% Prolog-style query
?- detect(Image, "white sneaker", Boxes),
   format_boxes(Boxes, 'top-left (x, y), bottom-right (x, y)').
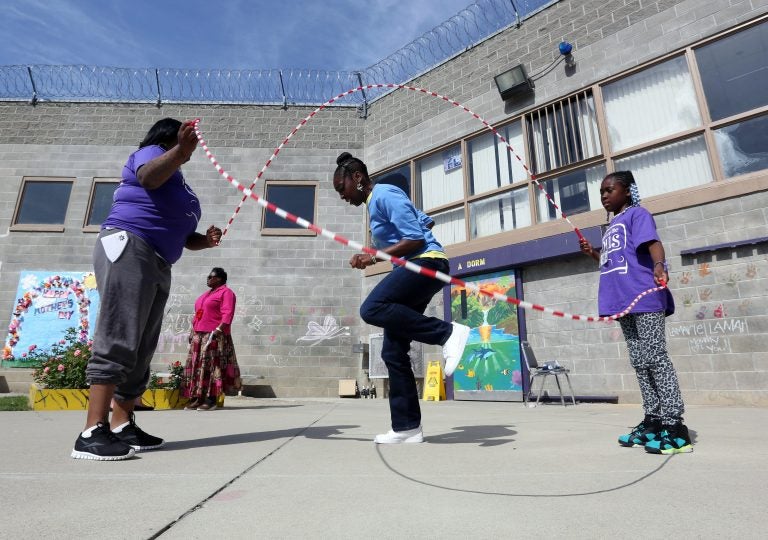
top-left (442, 322), bottom-right (470, 376)
top-left (374, 426), bottom-right (424, 444)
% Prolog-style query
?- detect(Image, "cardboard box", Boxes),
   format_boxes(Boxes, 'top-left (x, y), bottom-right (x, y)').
top-left (338, 379), bottom-right (358, 398)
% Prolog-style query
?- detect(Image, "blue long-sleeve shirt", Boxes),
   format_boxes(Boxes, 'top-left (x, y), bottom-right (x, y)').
top-left (366, 183), bottom-right (445, 259)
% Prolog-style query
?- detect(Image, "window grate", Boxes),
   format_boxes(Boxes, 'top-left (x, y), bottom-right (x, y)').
top-left (526, 90), bottom-right (601, 175)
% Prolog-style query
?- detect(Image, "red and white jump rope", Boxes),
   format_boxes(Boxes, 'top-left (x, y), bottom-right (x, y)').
top-left (193, 84), bottom-right (667, 323)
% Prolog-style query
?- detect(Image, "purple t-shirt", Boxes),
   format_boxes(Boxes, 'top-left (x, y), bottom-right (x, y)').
top-left (102, 145), bottom-right (201, 264)
top-left (598, 206), bottom-right (674, 317)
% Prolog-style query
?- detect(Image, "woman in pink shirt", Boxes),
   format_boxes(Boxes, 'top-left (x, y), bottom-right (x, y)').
top-left (182, 267), bottom-right (240, 410)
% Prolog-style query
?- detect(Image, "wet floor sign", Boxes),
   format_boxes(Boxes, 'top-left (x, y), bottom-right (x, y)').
top-left (422, 360), bottom-right (446, 401)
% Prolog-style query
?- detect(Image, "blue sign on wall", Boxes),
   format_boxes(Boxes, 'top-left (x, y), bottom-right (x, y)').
top-left (3, 271), bottom-right (101, 367)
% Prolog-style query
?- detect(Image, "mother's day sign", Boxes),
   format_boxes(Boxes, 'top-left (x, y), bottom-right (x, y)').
top-left (3, 271), bottom-right (100, 367)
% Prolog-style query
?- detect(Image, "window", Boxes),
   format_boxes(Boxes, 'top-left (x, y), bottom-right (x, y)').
top-left (695, 21), bottom-right (768, 121)
top-left (84, 179), bottom-right (119, 229)
top-left (415, 144), bottom-right (463, 210)
top-left (431, 207), bottom-right (466, 246)
top-left (614, 136), bottom-right (713, 197)
top-left (12, 178), bottom-right (73, 231)
top-left (367, 20), bottom-right (768, 251)
top-left (261, 181), bottom-right (317, 235)
top-left (602, 56), bottom-right (701, 152)
top-left (468, 121), bottom-right (527, 196)
top-left (372, 164), bottom-right (411, 197)
top-left (536, 164), bottom-right (605, 223)
top-left (714, 113), bottom-right (768, 179)
top-left (526, 90), bottom-right (601, 174)
top-left (470, 186), bottom-right (530, 239)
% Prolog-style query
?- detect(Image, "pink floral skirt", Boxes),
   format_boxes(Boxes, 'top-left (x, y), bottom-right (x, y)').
top-left (182, 332), bottom-right (241, 401)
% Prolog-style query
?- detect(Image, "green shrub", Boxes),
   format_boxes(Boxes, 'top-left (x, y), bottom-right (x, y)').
top-left (30, 328), bottom-right (90, 389)
top-left (148, 361), bottom-right (184, 390)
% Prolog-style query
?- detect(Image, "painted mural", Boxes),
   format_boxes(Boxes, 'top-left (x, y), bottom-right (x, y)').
top-left (3, 271), bottom-right (100, 367)
top-left (450, 269), bottom-right (522, 397)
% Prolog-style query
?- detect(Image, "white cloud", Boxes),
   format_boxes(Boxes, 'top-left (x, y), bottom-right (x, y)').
top-left (1, 0), bottom-right (476, 70)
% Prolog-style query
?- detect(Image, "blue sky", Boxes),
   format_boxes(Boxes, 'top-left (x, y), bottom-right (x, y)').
top-left (1, 0), bottom-right (477, 71)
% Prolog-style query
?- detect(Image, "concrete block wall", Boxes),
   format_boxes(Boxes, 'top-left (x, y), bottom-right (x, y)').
top-left (0, 102), bottom-right (367, 398)
top-left (362, 0), bottom-right (765, 171)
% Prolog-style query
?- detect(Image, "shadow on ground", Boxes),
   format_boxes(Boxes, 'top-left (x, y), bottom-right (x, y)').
top-left (164, 424), bottom-right (368, 450)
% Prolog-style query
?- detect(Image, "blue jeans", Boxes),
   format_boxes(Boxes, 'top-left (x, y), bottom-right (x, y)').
top-left (360, 258), bottom-right (452, 431)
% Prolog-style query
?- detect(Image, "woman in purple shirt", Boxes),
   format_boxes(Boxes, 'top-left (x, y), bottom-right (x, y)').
top-left (72, 118), bottom-right (222, 461)
top-left (580, 171), bottom-right (691, 455)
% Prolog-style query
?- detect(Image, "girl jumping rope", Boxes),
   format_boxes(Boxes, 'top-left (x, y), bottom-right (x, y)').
top-left (580, 171), bottom-right (692, 455)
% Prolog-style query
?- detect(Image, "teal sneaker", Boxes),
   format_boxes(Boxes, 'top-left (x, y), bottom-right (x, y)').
top-left (618, 417), bottom-right (661, 447)
top-left (645, 423), bottom-right (693, 454)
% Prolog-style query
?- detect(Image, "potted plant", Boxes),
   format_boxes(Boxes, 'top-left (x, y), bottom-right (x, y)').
top-left (28, 328), bottom-right (91, 410)
top-left (28, 329), bottom-right (188, 411)
top-left (141, 361), bottom-right (188, 410)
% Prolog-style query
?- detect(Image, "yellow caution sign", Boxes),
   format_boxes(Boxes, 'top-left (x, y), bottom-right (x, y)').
top-left (422, 360), bottom-right (446, 401)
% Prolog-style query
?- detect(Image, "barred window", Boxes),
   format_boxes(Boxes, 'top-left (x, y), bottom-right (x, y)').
top-left (526, 90), bottom-right (601, 175)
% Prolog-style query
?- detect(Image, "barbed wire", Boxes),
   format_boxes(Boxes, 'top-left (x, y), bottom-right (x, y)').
top-left (0, 0), bottom-right (554, 106)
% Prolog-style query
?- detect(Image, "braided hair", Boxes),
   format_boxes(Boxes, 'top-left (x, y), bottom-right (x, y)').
top-left (335, 152), bottom-right (369, 185)
top-left (604, 170), bottom-right (641, 221)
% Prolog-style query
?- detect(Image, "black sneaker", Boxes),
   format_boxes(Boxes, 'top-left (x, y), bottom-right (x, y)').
top-left (113, 413), bottom-right (164, 451)
top-left (618, 417), bottom-right (662, 447)
top-left (645, 423), bottom-right (693, 454)
top-left (71, 422), bottom-right (136, 461)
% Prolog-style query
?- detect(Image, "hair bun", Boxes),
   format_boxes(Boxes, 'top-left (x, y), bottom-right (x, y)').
top-left (336, 152), bottom-right (353, 166)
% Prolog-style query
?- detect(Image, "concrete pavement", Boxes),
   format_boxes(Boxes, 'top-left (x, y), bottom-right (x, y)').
top-left (1, 397), bottom-right (767, 539)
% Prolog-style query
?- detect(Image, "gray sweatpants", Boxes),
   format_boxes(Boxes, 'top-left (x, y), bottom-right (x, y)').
top-left (86, 229), bottom-right (171, 400)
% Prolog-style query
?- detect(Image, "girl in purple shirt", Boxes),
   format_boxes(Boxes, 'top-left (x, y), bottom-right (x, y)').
top-left (580, 171), bottom-right (692, 455)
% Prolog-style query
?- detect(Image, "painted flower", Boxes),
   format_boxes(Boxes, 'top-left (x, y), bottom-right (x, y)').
top-left (57, 364), bottom-right (65, 372)
top-left (74, 349), bottom-right (81, 357)
top-left (28, 344), bottom-right (37, 352)
top-left (21, 352), bottom-right (27, 358)
top-left (44, 367), bottom-right (50, 374)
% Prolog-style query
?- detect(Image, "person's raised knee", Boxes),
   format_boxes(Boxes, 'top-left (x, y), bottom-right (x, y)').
top-left (359, 300), bottom-right (385, 325)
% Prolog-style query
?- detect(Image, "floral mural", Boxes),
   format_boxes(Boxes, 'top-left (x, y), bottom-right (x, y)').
top-left (3, 271), bottom-right (100, 367)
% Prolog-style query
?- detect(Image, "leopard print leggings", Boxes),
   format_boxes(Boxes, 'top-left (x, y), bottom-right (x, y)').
top-left (619, 311), bottom-right (685, 426)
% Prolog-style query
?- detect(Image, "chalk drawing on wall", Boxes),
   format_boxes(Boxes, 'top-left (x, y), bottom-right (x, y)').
top-left (296, 315), bottom-right (350, 346)
top-left (156, 312), bottom-right (194, 354)
top-left (247, 316), bottom-right (263, 331)
top-left (667, 317), bottom-right (748, 355)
